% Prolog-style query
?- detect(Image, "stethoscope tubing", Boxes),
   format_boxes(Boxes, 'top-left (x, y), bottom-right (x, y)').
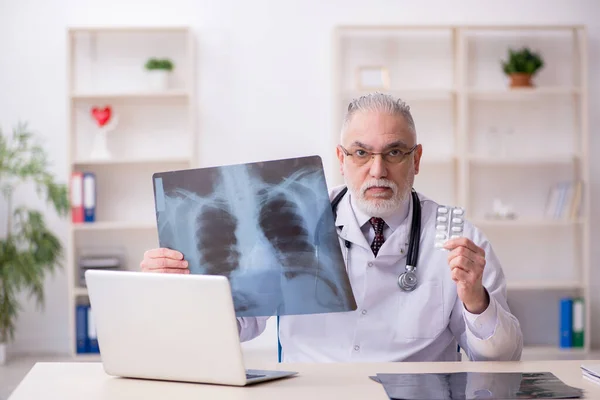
top-left (331, 187), bottom-right (421, 292)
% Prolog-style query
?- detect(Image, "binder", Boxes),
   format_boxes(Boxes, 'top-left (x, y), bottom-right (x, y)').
top-left (87, 306), bottom-right (100, 353)
top-left (76, 304), bottom-right (89, 353)
top-left (559, 298), bottom-right (573, 348)
top-left (572, 297), bottom-right (585, 348)
top-left (83, 172), bottom-right (96, 222)
top-left (70, 172), bottom-right (84, 223)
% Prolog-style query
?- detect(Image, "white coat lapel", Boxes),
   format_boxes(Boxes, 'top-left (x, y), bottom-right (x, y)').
top-left (334, 191), bottom-right (371, 251)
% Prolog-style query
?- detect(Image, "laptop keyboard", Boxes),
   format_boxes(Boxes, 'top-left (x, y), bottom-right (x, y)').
top-left (246, 373), bottom-right (266, 380)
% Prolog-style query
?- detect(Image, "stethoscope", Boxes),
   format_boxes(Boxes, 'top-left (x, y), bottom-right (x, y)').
top-left (330, 186), bottom-right (422, 292)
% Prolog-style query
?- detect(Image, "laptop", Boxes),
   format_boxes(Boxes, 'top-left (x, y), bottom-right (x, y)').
top-left (84, 269), bottom-right (298, 386)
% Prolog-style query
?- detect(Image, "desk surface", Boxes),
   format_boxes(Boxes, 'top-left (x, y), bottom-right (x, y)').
top-left (9, 359), bottom-right (600, 399)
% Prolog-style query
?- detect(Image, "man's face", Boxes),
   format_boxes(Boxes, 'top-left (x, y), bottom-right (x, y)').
top-left (336, 110), bottom-right (422, 218)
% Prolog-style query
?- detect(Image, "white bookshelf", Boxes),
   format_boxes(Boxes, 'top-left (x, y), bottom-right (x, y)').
top-left (333, 25), bottom-right (590, 355)
top-left (66, 26), bottom-right (196, 357)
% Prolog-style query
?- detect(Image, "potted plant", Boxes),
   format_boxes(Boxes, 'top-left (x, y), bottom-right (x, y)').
top-left (501, 47), bottom-right (544, 88)
top-left (144, 57), bottom-right (174, 91)
top-left (0, 122), bottom-right (68, 364)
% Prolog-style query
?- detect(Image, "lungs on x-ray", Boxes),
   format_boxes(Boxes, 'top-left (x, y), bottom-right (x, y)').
top-left (152, 155), bottom-right (357, 317)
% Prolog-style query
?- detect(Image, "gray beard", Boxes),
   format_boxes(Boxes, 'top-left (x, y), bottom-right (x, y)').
top-left (345, 176), bottom-right (414, 218)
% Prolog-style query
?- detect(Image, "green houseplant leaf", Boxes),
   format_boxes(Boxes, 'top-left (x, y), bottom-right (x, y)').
top-left (501, 47), bottom-right (544, 76)
top-left (0, 122), bottom-right (68, 344)
top-left (144, 57), bottom-right (174, 71)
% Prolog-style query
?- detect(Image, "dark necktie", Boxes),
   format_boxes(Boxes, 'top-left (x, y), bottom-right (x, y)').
top-left (369, 217), bottom-right (385, 256)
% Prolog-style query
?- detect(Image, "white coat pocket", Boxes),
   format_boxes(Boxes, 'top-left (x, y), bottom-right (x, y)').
top-left (396, 280), bottom-right (445, 339)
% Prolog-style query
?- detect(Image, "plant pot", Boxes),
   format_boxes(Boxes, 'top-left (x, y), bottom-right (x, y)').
top-left (0, 342), bottom-right (7, 365)
top-left (509, 73), bottom-right (533, 88)
top-left (147, 70), bottom-right (170, 91)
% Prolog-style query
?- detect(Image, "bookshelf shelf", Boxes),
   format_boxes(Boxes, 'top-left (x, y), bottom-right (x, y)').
top-left (66, 26), bottom-right (196, 357)
top-left (471, 218), bottom-right (583, 228)
top-left (466, 86), bottom-right (580, 100)
top-left (71, 353), bottom-right (102, 362)
top-left (468, 154), bottom-right (579, 165)
top-left (73, 156), bottom-right (192, 166)
top-left (334, 24), bottom-right (590, 355)
top-left (71, 221), bottom-right (156, 231)
top-left (71, 90), bottom-right (189, 100)
top-left (522, 346), bottom-right (587, 360)
top-left (68, 26), bottom-right (190, 33)
top-left (507, 281), bottom-right (583, 291)
top-left (73, 287), bottom-right (89, 297)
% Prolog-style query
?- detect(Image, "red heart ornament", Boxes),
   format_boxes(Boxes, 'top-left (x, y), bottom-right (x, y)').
top-left (91, 106), bottom-right (112, 127)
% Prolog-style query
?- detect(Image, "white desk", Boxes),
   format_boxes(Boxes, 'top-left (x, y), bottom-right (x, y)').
top-left (8, 359), bottom-right (600, 399)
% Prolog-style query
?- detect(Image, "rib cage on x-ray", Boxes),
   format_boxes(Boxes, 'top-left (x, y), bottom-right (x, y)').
top-left (153, 156), bottom-right (357, 317)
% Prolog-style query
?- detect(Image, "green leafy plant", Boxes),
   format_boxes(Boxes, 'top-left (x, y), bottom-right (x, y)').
top-left (501, 47), bottom-right (544, 75)
top-left (144, 58), bottom-right (174, 71)
top-left (0, 122), bottom-right (69, 344)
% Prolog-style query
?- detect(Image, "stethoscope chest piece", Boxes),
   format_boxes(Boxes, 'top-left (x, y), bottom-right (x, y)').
top-left (398, 268), bottom-right (418, 292)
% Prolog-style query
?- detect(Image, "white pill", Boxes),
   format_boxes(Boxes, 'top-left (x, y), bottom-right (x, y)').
top-left (452, 217), bottom-right (463, 224)
top-left (436, 224), bottom-right (447, 230)
top-left (437, 207), bottom-right (448, 213)
top-left (451, 226), bottom-right (463, 232)
top-left (437, 216), bottom-right (448, 222)
top-left (453, 208), bottom-right (464, 215)
top-left (451, 235), bottom-right (461, 239)
top-left (435, 233), bottom-right (446, 239)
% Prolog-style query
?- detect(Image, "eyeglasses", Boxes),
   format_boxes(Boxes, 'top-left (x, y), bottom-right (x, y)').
top-left (339, 144), bottom-right (418, 166)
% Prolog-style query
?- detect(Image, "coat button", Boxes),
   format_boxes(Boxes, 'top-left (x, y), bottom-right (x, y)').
top-left (354, 345), bottom-right (360, 351)
top-left (367, 262), bottom-right (373, 267)
top-left (361, 309), bottom-right (367, 315)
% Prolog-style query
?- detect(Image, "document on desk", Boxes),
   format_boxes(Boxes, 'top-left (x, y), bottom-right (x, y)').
top-left (581, 364), bottom-right (600, 385)
top-left (152, 155), bottom-right (357, 317)
top-left (374, 372), bottom-right (583, 399)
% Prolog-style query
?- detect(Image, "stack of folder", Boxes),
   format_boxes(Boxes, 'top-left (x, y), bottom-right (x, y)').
top-left (560, 297), bottom-right (585, 348)
top-left (78, 255), bottom-right (121, 287)
top-left (70, 172), bottom-right (96, 223)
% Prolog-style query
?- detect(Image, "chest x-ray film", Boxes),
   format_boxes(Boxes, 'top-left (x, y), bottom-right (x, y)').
top-left (152, 155), bottom-right (357, 317)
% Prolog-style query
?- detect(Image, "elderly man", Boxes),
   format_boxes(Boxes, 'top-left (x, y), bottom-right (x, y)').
top-left (141, 93), bottom-right (523, 363)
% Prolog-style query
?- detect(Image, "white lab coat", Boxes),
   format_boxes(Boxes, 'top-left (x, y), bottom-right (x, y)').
top-left (238, 185), bottom-right (523, 363)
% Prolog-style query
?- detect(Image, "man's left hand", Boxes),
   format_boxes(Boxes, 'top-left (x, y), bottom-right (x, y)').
top-left (443, 237), bottom-right (489, 314)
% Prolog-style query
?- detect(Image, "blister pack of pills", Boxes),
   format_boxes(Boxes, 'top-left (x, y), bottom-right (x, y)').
top-left (434, 205), bottom-right (465, 250)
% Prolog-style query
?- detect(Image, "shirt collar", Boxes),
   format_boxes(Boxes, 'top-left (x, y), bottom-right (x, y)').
top-left (349, 192), bottom-right (411, 233)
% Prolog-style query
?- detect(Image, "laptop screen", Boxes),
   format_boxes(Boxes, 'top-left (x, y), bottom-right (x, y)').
top-left (152, 155), bottom-right (357, 317)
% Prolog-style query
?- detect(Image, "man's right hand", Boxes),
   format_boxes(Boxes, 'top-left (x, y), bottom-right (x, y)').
top-left (140, 248), bottom-right (190, 274)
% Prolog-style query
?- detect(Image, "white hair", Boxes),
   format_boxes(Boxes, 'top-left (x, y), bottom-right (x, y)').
top-left (340, 92), bottom-right (416, 142)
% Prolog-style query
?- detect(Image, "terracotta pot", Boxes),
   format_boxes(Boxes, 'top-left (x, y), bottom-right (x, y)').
top-left (509, 73), bottom-right (533, 88)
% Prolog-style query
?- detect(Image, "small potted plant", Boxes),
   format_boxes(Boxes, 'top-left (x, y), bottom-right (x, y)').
top-left (144, 57), bottom-right (174, 91)
top-left (0, 122), bottom-right (68, 365)
top-left (501, 47), bottom-right (544, 88)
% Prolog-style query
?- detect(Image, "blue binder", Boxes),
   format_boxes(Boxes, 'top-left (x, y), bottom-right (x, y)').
top-left (559, 298), bottom-right (573, 348)
top-left (76, 305), bottom-right (89, 353)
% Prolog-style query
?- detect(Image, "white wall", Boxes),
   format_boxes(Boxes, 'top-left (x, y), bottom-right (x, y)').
top-left (0, 0), bottom-right (599, 356)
